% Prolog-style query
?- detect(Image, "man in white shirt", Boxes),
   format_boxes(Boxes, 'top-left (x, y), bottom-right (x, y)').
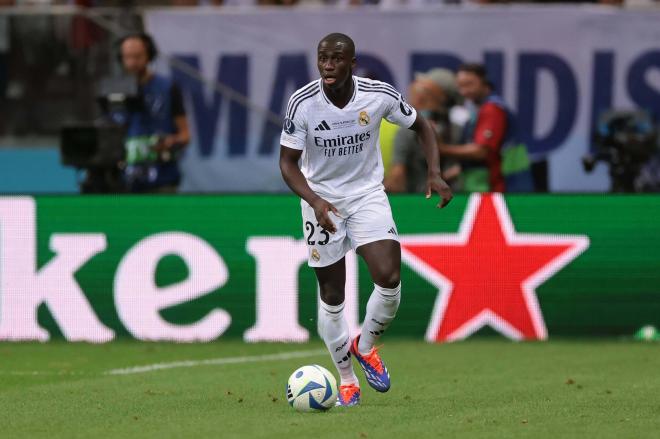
top-left (279, 32), bottom-right (452, 407)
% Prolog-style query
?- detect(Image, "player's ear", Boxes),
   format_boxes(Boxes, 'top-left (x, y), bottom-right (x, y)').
top-left (351, 57), bottom-right (357, 70)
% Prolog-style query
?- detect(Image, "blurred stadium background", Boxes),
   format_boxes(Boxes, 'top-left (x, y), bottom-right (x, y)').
top-left (0, 1), bottom-right (659, 438)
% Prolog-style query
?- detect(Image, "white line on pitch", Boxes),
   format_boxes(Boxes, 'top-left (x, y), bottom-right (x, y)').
top-left (105, 349), bottom-right (327, 376)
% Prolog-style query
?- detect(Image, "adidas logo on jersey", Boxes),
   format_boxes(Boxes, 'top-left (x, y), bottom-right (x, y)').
top-left (387, 227), bottom-right (397, 236)
top-left (314, 120), bottom-right (331, 131)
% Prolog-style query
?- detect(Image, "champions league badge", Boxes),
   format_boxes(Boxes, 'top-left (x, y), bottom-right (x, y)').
top-left (283, 118), bottom-right (296, 135)
top-left (358, 111), bottom-right (370, 126)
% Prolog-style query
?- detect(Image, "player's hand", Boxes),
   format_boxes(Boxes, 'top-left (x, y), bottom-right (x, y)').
top-left (426, 173), bottom-right (453, 208)
top-left (311, 198), bottom-right (341, 234)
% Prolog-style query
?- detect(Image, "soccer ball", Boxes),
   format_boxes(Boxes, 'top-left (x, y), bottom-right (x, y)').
top-left (286, 365), bottom-right (338, 412)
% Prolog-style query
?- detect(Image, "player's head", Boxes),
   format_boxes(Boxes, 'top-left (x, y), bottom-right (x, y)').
top-left (317, 33), bottom-right (356, 90)
top-left (117, 33), bottom-right (158, 78)
top-left (456, 63), bottom-right (492, 104)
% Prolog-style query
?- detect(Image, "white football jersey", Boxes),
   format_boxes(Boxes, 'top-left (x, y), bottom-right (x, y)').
top-left (280, 76), bottom-right (417, 201)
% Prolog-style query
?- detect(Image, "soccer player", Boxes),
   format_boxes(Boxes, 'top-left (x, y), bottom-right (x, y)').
top-left (279, 33), bottom-right (453, 407)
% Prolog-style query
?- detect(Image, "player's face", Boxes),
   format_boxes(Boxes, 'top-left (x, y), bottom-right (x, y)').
top-left (317, 41), bottom-right (354, 89)
top-left (457, 71), bottom-right (487, 103)
top-left (120, 38), bottom-right (150, 77)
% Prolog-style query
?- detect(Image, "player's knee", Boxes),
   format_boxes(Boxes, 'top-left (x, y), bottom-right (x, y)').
top-left (319, 285), bottom-right (345, 306)
top-left (374, 269), bottom-right (400, 290)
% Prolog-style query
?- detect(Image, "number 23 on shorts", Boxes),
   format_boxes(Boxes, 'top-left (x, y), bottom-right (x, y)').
top-left (305, 221), bottom-right (330, 246)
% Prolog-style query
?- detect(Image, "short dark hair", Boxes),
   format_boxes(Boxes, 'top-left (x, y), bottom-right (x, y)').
top-left (457, 63), bottom-right (489, 83)
top-left (116, 32), bottom-right (158, 63)
top-left (318, 33), bottom-right (355, 58)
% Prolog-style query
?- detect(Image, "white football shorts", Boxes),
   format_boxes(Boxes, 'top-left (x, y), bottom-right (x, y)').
top-left (301, 189), bottom-right (399, 268)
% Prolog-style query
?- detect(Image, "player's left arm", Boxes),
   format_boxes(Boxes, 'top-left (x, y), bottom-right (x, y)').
top-left (409, 113), bottom-right (453, 208)
top-left (385, 89), bottom-right (452, 208)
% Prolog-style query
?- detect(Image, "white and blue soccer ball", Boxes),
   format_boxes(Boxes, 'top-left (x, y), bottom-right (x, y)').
top-left (286, 365), bottom-right (338, 412)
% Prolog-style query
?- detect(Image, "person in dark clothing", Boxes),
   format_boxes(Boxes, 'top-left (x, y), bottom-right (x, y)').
top-left (115, 33), bottom-right (190, 193)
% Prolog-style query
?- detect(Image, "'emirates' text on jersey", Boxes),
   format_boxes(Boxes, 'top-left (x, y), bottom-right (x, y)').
top-left (280, 76), bottom-right (417, 200)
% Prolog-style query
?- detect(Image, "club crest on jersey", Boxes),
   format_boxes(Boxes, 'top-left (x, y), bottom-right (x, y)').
top-left (283, 118), bottom-right (296, 135)
top-left (358, 111), bottom-right (370, 126)
top-left (311, 248), bottom-right (321, 262)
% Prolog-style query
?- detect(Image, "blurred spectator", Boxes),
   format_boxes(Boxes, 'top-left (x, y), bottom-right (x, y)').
top-left (171, 0), bottom-right (302, 5)
top-left (385, 68), bottom-right (461, 193)
top-left (437, 63), bottom-right (528, 192)
top-left (0, 1), bottom-right (11, 114)
top-left (171, 0), bottom-right (226, 5)
top-left (70, 0), bottom-right (105, 52)
top-left (378, 0), bottom-right (460, 6)
top-left (112, 33), bottom-right (190, 193)
top-left (9, 0), bottom-right (70, 134)
top-left (256, 0), bottom-right (298, 4)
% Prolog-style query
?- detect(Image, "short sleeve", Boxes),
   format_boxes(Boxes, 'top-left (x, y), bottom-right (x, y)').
top-left (473, 103), bottom-right (507, 151)
top-left (384, 91), bottom-right (417, 129)
top-left (280, 98), bottom-right (308, 151)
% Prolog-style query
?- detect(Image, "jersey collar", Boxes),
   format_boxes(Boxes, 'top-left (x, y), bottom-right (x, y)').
top-left (320, 76), bottom-right (358, 107)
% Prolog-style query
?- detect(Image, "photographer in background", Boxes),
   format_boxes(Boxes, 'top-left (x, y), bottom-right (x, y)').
top-left (438, 63), bottom-right (510, 192)
top-left (385, 68), bottom-right (462, 193)
top-left (114, 33), bottom-right (189, 193)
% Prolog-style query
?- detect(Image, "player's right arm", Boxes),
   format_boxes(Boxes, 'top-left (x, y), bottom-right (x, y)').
top-left (279, 90), bottom-right (341, 233)
top-left (279, 146), bottom-right (340, 234)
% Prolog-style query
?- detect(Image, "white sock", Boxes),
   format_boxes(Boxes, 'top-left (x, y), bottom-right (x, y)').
top-left (318, 300), bottom-right (359, 386)
top-left (358, 282), bottom-right (401, 355)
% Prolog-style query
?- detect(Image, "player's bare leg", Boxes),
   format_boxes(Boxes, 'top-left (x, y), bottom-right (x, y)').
top-left (357, 239), bottom-right (402, 289)
top-left (351, 239), bottom-right (401, 392)
top-left (315, 257), bottom-right (346, 306)
top-left (315, 258), bottom-right (360, 406)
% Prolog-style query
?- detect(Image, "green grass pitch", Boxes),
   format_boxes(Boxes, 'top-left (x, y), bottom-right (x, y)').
top-left (1, 340), bottom-right (658, 439)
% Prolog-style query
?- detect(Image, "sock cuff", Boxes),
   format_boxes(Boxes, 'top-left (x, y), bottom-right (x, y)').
top-left (374, 282), bottom-right (401, 298)
top-left (320, 300), bottom-right (345, 315)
